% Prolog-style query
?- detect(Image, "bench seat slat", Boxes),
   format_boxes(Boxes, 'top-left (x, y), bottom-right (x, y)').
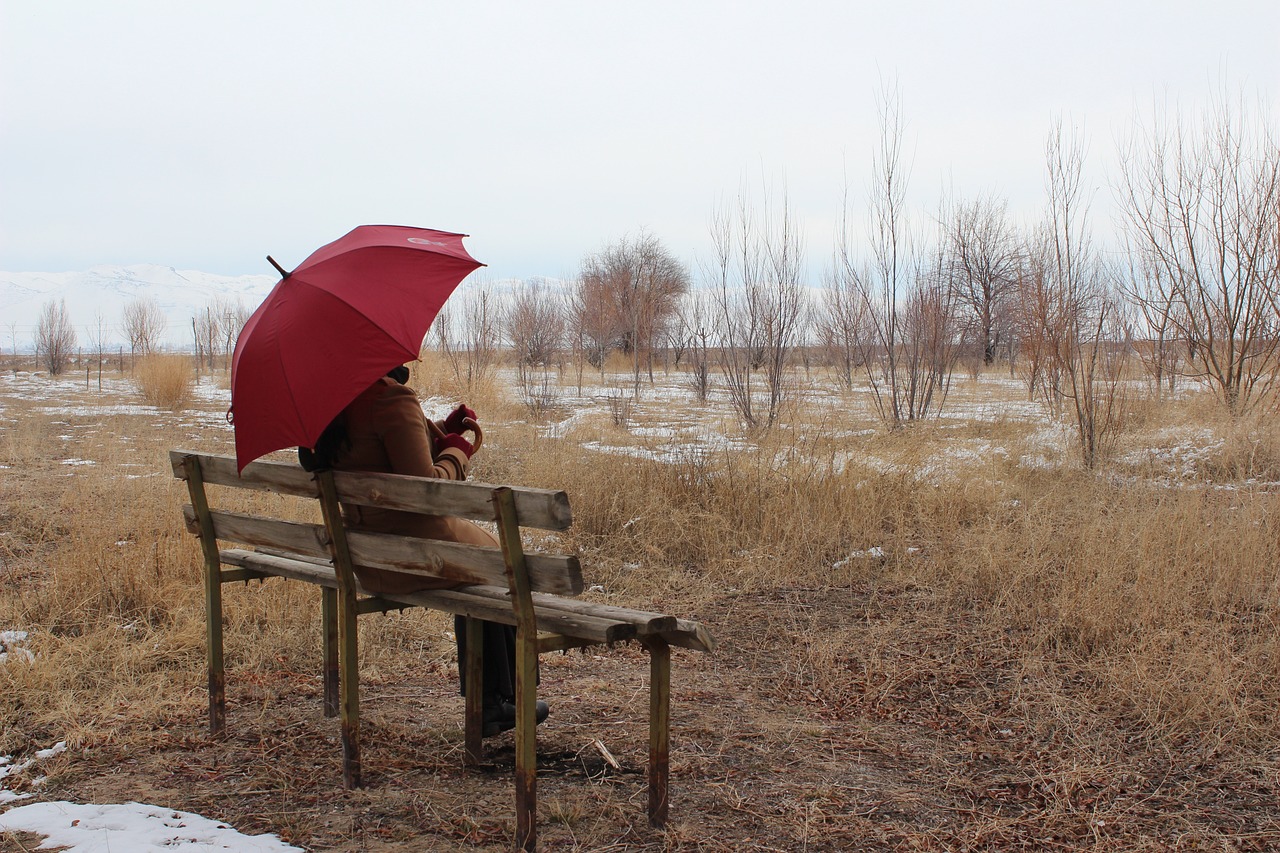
top-left (219, 549), bottom-right (632, 644)
top-left (218, 548), bottom-right (711, 651)
top-left (170, 451), bottom-right (573, 531)
top-left (184, 506), bottom-right (583, 595)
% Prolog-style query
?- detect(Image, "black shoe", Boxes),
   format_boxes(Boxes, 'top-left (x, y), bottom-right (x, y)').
top-left (482, 699), bottom-right (550, 737)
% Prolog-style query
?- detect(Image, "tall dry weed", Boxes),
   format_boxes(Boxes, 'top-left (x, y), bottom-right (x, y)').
top-left (133, 355), bottom-right (194, 410)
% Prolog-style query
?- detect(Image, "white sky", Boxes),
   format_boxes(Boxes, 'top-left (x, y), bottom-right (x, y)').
top-left (2, 1), bottom-right (1276, 282)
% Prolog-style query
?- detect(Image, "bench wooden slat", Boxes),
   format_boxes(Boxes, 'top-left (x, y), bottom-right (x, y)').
top-left (184, 507), bottom-right (583, 595)
top-left (218, 548), bottom-right (709, 650)
top-left (219, 549), bottom-right (632, 644)
top-left (460, 586), bottom-right (677, 635)
top-left (170, 451), bottom-right (573, 531)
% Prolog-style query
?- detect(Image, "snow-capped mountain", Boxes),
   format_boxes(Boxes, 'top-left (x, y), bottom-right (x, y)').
top-left (0, 265), bottom-right (278, 350)
top-left (0, 265), bottom-right (570, 352)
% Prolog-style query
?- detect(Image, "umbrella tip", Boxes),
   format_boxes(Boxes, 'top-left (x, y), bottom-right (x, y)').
top-left (267, 255), bottom-right (289, 278)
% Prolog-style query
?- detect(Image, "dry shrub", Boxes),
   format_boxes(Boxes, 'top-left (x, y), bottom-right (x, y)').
top-left (411, 350), bottom-right (520, 424)
top-left (133, 354), bottom-right (194, 410)
top-left (1199, 409), bottom-right (1280, 482)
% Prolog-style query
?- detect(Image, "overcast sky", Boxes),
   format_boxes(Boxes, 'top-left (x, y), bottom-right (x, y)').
top-left (2, 1), bottom-right (1276, 283)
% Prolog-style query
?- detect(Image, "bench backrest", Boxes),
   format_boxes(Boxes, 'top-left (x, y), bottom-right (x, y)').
top-left (169, 450), bottom-right (583, 596)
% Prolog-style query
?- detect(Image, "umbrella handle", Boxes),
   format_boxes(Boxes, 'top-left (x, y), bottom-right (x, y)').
top-left (427, 417), bottom-right (484, 453)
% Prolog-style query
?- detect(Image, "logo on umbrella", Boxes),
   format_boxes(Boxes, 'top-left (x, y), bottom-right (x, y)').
top-left (408, 237), bottom-right (448, 247)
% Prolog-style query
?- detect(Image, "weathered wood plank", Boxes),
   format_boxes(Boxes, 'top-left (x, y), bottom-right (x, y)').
top-left (462, 586), bottom-right (678, 635)
top-left (184, 507), bottom-right (582, 595)
top-left (662, 619), bottom-right (717, 653)
top-left (170, 450), bottom-right (318, 497)
top-left (169, 451), bottom-right (573, 530)
top-left (345, 529), bottom-right (583, 596)
top-left (217, 550), bottom-right (634, 644)
top-left (183, 505), bottom-right (331, 558)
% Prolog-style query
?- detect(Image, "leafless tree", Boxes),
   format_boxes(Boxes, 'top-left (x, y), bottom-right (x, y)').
top-left (193, 303), bottom-right (222, 371)
top-left (707, 187), bottom-right (808, 430)
top-left (569, 273), bottom-right (614, 373)
top-left (578, 232), bottom-right (691, 396)
top-left (1116, 90), bottom-right (1280, 413)
top-left (841, 84), bottom-right (959, 427)
top-left (219, 298), bottom-right (252, 368)
top-left (87, 310), bottom-right (110, 389)
top-left (660, 297), bottom-right (692, 371)
top-left (1119, 246), bottom-right (1182, 396)
top-left (818, 245), bottom-right (871, 392)
top-left (684, 291), bottom-right (715, 403)
top-left (434, 286), bottom-right (501, 392)
top-left (507, 279), bottom-right (565, 370)
top-left (942, 193), bottom-right (1023, 368)
top-left (36, 298), bottom-right (77, 375)
top-left (1026, 121), bottom-right (1128, 468)
top-left (121, 297), bottom-right (164, 362)
top-left (505, 279), bottom-right (567, 414)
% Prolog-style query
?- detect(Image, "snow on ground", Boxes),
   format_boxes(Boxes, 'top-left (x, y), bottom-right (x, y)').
top-left (0, 741), bottom-right (301, 850)
top-left (0, 740), bottom-right (63, 805)
top-left (0, 801), bottom-right (304, 852)
top-left (0, 630), bottom-right (33, 664)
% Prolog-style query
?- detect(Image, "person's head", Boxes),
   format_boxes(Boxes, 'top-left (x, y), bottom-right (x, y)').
top-left (386, 364), bottom-right (410, 384)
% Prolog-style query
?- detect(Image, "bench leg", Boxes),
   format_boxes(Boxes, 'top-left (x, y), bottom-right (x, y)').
top-left (645, 638), bottom-right (671, 827)
top-left (321, 588), bottom-right (339, 718)
top-left (463, 616), bottom-right (484, 766)
top-left (338, 585), bottom-right (361, 788)
top-left (204, 559), bottom-right (225, 736)
top-left (514, 624), bottom-right (539, 852)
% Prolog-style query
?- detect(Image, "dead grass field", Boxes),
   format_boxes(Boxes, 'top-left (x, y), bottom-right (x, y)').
top-left (2, 357), bottom-right (1280, 851)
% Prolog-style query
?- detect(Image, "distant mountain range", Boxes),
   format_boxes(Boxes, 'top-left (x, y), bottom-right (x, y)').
top-left (0, 265), bottom-right (555, 352)
top-left (0, 265), bottom-right (278, 351)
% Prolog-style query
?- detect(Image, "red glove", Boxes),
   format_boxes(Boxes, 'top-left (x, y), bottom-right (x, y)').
top-left (442, 403), bottom-right (477, 435)
top-left (436, 432), bottom-right (475, 459)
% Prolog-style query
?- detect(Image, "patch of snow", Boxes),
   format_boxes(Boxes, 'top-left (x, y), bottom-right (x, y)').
top-left (0, 631), bottom-right (33, 664)
top-left (34, 742), bottom-right (67, 761)
top-left (833, 547), bottom-right (886, 568)
top-left (0, 801), bottom-right (305, 852)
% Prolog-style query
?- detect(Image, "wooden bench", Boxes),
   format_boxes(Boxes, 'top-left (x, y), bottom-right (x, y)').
top-left (169, 450), bottom-right (714, 851)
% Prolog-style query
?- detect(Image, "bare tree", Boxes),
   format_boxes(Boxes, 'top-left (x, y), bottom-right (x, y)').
top-left (578, 232), bottom-right (691, 396)
top-left (841, 83), bottom-right (959, 427)
top-left (220, 298), bottom-right (252, 369)
top-left (818, 244), bottom-right (871, 391)
top-left (434, 286), bottom-right (501, 392)
top-left (1026, 121), bottom-right (1128, 468)
top-left (1116, 90), bottom-right (1280, 413)
top-left (36, 298), bottom-right (77, 375)
top-left (1119, 246), bottom-right (1182, 396)
top-left (121, 297), bottom-right (164, 362)
top-left (942, 193), bottom-right (1023, 368)
top-left (684, 291), bottom-right (715, 403)
top-left (507, 280), bottom-right (565, 371)
top-left (708, 187), bottom-right (807, 429)
top-left (569, 273), bottom-right (614, 373)
top-left (87, 310), bottom-right (110, 389)
top-left (193, 303), bottom-right (222, 371)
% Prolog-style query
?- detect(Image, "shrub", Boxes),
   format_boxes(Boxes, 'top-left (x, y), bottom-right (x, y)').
top-left (133, 354), bottom-right (194, 411)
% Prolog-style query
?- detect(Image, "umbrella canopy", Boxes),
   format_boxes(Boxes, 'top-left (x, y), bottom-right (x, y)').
top-left (230, 224), bottom-right (483, 472)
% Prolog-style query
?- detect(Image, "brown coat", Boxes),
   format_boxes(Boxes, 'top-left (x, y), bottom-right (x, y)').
top-left (333, 376), bottom-right (498, 593)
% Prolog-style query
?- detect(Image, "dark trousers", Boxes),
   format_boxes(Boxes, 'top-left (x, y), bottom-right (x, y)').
top-left (454, 616), bottom-right (519, 702)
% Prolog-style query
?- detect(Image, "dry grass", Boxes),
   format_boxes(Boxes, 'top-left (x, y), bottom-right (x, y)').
top-left (2, 363), bottom-right (1280, 850)
top-left (132, 354), bottom-right (195, 410)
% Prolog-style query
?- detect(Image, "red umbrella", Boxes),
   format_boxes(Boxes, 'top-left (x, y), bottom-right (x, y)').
top-left (230, 224), bottom-right (484, 472)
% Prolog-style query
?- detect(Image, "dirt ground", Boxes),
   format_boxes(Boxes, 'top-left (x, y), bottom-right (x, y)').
top-left (9, 583), bottom-right (1278, 852)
